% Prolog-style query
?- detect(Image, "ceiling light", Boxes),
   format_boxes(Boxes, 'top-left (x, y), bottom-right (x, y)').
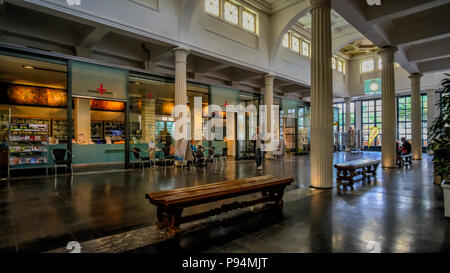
top-left (23, 65), bottom-right (34, 70)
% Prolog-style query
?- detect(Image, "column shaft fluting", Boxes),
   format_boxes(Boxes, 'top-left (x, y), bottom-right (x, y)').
top-left (378, 47), bottom-right (398, 168)
top-left (264, 75), bottom-right (274, 137)
top-left (410, 73), bottom-right (423, 160)
top-left (344, 97), bottom-right (352, 152)
top-left (310, 0), bottom-right (333, 189)
top-left (173, 47), bottom-right (190, 107)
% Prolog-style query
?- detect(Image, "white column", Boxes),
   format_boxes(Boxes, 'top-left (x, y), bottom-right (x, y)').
top-left (263, 75), bottom-right (275, 158)
top-left (310, 0), bottom-right (333, 189)
top-left (355, 100), bottom-right (362, 133)
top-left (344, 97), bottom-right (352, 152)
top-left (378, 46), bottom-right (398, 168)
top-left (344, 97), bottom-right (352, 131)
top-left (173, 47), bottom-right (190, 107)
top-left (427, 89), bottom-right (436, 154)
top-left (409, 73), bottom-right (423, 160)
top-left (264, 74), bottom-right (274, 138)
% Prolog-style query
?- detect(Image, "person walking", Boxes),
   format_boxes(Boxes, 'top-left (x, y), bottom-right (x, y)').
top-left (253, 127), bottom-right (263, 170)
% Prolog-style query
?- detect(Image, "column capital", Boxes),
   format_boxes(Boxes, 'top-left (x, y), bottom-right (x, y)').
top-left (173, 47), bottom-right (190, 62)
top-left (408, 73), bottom-right (423, 80)
top-left (310, 0), bottom-right (330, 11)
top-left (378, 46), bottom-right (398, 62)
top-left (264, 74), bottom-right (275, 85)
top-left (344, 97), bottom-right (351, 103)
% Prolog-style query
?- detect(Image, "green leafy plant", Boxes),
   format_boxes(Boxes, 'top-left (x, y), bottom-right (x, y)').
top-left (428, 74), bottom-right (450, 182)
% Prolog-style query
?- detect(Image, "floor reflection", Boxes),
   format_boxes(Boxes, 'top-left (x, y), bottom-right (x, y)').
top-left (0, 152), bottom-right (449, 253)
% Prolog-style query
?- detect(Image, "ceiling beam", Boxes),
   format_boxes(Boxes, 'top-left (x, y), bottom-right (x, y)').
top-left (389, 8), bottom-right (450, 47)
top-left (365, 0), bottom-right (450, 25)
top-left (78, 27), bottom-right (109, 48)
top-left (418, 56), bottom-right (450, 73)
top-left (194, 59), bottom-right (232, 74)
top-left (406, 37), bottom-right (450, 63)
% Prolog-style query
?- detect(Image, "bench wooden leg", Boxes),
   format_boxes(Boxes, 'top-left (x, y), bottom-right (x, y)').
top-left (166, 208), bottom-right (183, 236)
top-left (274, 185), bottom-right (287, 207)
top-left (156, 206), bottom-right (166, 230)
top-left (156, 206), bottom-right (183, 236)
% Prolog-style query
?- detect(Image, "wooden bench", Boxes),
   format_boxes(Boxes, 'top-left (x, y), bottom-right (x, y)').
top-left (397, 154), bottom-right (412, 167)
top-left (334, 159), bottom-right (381, 191)
top-left (145, 175), bottom-right (294, 236)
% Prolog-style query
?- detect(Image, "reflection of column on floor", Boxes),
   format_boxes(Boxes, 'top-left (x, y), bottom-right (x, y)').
top-left (74, 98), bottom-right (91, 144)
top-left (142, 98), bottom-right (156, 143)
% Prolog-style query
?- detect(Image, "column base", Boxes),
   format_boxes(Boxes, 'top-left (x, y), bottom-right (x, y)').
top-left (310, 185), bottom-right (333, 190)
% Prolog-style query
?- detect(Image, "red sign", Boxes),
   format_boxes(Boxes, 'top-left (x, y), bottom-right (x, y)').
top-left (96, 83), bottom-right (107, 95)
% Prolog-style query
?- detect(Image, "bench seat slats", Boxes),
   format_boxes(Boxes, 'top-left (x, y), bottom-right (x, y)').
top-left (146, 175), bottom-right (294, 236)
top-left (147, 176), bottom-right (293, 206)
top-left (334, 159), bottom-right (381, 169)
top-left (149, 175), bottom-right (274, 199)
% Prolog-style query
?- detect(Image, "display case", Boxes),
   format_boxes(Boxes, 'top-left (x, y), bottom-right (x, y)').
top-left (52, 119), bottom-right (74, 143)
top-left (0, 109), bottom-right (10, 178)
top-left (91, 120), bottom-right (103, 141)
top-left (103, 121), bottom-right (125, 141)
top-left (9, 118), bottom-right (49, 172)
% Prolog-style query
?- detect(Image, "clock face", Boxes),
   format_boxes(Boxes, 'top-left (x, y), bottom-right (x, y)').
top-left (370, 82), bottom-right (379, 91)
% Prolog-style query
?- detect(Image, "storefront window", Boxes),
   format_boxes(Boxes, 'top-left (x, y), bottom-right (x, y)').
top-left (0, 54), bottom-right (68, 175)
top-left (128, 76), bottom-right (209, 164)
top-left (70, 61), bottom-right (128, 167)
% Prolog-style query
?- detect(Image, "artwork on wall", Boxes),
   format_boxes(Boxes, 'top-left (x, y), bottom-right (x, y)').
top-left (0, 83), bottom-right (67, 108)
top-left (364, 78), bottom-right (382, 95)
top-left (90, 99), bottom-right (125, 112)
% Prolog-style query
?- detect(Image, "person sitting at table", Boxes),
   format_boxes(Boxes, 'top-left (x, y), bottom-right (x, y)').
top-left (190, 138), bottom-right (197, 153)
top-left (400, 137), bottom-right (412, 155)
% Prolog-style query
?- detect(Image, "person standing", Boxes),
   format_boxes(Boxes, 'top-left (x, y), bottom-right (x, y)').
top-left (253, 128), bottom-right (263, 170)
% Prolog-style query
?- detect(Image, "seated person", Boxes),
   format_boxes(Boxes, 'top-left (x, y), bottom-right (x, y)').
top-left (190, 138), bottom-right (197, 153)
top-left (396, 140), bottom-right (402, 155)
top-left (400, 137), bottom-right (412, 155)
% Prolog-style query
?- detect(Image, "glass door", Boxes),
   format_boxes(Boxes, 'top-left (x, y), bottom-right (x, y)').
top-left (0, 108), bottom-right (10, 178)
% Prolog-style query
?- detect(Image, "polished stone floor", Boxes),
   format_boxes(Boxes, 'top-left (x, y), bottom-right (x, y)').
top-left (0, 152), bottom-right (449, 253)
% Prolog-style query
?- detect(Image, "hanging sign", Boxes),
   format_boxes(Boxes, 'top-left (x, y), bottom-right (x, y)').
top-left (71, 61), bottom-right (127, 100)
top-left (368, 126), bottom-right (380, 148)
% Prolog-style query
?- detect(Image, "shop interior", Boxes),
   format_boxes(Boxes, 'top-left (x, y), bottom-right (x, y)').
top-left (0, 54), bottom-right (130, 176)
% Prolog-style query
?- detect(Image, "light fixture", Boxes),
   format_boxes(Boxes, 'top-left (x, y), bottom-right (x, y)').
top-left (23, 65), bottom-right (34, 70)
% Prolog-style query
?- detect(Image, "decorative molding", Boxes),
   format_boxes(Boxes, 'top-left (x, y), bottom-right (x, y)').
top-left (205, 15), bottom-right (259, 50)
top-left (128, 0), bottom-right (159, 11)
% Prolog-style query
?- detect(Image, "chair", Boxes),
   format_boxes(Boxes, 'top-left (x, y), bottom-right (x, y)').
top-left (217, 148), bottom-right (228, 164)
top-left (162, 148), bottom-right (174, 168)
top-left (132, 147), bottom-right (150, 170)
top-left (206, 147), bottom-right (216, 164)
top-left (52, 149), bottom-right (73, 176)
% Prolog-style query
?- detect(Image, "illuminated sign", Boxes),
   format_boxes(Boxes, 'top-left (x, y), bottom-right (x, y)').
top-left (364, 78), bottom-right (382, 95)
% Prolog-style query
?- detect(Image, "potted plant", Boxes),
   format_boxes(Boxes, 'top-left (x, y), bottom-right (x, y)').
top-left (428, 74), bottom-right (450, 217)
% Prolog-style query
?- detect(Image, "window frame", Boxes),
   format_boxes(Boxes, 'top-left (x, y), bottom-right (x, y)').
top-left (361, 58), bottom-right (375, 74)
top-left (361, 99), bottom-right (382, 147)
top-left (205, 0), bottom-right (221, 17)
top-left (204, 0), bottom-right (259, 35)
